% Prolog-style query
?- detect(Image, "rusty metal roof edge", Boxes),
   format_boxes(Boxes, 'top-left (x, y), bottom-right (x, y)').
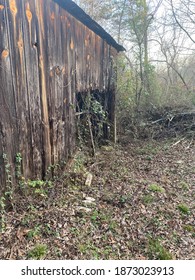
top-left (52, 0), bottom-right (125, 52)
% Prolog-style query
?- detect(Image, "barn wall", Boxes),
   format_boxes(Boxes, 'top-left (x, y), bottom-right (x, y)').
top-left (0, 0), bottom-right (117, 189)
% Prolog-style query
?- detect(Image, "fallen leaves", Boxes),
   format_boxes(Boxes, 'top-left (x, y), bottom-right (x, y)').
top-left (0, 138), bottom-right (194, 259)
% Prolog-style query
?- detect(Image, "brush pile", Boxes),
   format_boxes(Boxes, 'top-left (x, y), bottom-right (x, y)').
top-left (134, 106), bottom-right (195, 140)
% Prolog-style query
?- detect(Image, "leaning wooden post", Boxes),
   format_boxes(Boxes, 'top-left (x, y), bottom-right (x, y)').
top-left (114, 107), bottom-right (117, 144)
top-left (111, 54), bottom-right (118, 144)
top-left (87, 114), bottom-right (96, 157)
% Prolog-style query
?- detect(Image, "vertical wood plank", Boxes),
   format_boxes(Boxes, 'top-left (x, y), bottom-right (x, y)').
top-left (35, 0), bottom-right (51, 175)
top-left (0, 0), bottom-right (18, 189)
top-left (20, 0), bottom-right (43, 178)
top-left (5, 0), bottom-right (33, 178)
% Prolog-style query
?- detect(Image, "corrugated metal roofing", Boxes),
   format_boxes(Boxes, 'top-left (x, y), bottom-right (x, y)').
top-left (53, 0), bottom-right (125, 52)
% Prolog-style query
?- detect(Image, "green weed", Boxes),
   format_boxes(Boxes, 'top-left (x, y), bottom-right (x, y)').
top-left (179, 181), bottom-right (189, 191)
top-left (109, 220), bottom-right (118, 232)
top-left (15, 153), bottom-right (27, 190)
top-left (148, 184), bottom-right (165, 193)
top-left (172, 232), bottom-right (181, 244)
top-left (143, 194), bottom-right (154, 204)
top-left (27, 225), bottom-right (41, 240)
top-left (103, 246), bottom-right (113, 258)
top-left (54, 247), bottom-right (62, 257)
top-left (177, 204), bottom-right (190, 215)
top-left (148, 239), bottom-right (173, 260)
top-left (27, 179), bottom-right (52, 197)
top-left (145, 155), bottom-right (153, 161)
top-left (90, 210), bottom-right (99, 224)
top-left (150, 216), bottom-right (163, 227)
top-left (27, 244), bottom-right (48, 260)
top-left (15, 153), bottom-right (22, 179)
top-left (45, 163), bottom-right (62, 179)
top-left (43, 223), bottom-right (58, 237)
top-left (183, 225), bottom-right (194, 232)
top-left (91, 210), bottom-right (111, 224)
top-left (3, 153), bottom-right (14, 208)
top-left (119, 195), bottom-right (130, 204)
top-left (70, 227), bottom-right (80, 236)
top-left (28, 180), bottom-right (44, 188)
top-left (78, 242), bottom-right (100, 259)
top-left (0, 196), bottom-right (6, 233)
top-left (90, 210), bottom-right (116, 233)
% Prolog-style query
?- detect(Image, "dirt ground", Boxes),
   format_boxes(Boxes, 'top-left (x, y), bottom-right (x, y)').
top-left (0, 137), bottom-right (194, 259)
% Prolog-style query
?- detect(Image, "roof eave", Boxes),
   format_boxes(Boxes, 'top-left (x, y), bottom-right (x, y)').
top-left (53, 0), bottom-right (125, 52)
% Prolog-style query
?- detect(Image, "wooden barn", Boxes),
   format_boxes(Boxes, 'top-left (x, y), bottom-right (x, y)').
top-left (0, 0), bottom-right (124, 189)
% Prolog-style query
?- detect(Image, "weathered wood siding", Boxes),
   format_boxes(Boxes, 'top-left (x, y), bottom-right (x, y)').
top-left (0, 0), bottom-right (117, 189)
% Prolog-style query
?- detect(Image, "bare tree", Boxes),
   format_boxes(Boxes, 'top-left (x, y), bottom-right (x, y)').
top-left (152, 18), bottom-right (190, 90)
top-left (170, 0), bottom-right (195, 44)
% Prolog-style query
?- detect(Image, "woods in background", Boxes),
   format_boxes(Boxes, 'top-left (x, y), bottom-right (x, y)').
top-left (75, 0), bottom-right (195, 123)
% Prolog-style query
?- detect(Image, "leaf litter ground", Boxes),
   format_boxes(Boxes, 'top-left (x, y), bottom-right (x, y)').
top-left (0, 138), bottom-right (194, 259)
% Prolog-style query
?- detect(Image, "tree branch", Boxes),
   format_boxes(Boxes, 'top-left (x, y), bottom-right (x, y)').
top-left (170, 0), bottom-right (195, 44)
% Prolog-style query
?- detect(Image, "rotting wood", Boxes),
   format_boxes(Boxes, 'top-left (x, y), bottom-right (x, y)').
top-left (87, 114), bottom-right (96, 157)
top-left (85, 173), bottom-right (93, 187)
top-left (0, 0), bottom-right (123, 190)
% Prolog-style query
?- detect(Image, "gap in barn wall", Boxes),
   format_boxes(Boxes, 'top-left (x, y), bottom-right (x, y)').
top-left (75, 89), bottom-right (115, 150)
